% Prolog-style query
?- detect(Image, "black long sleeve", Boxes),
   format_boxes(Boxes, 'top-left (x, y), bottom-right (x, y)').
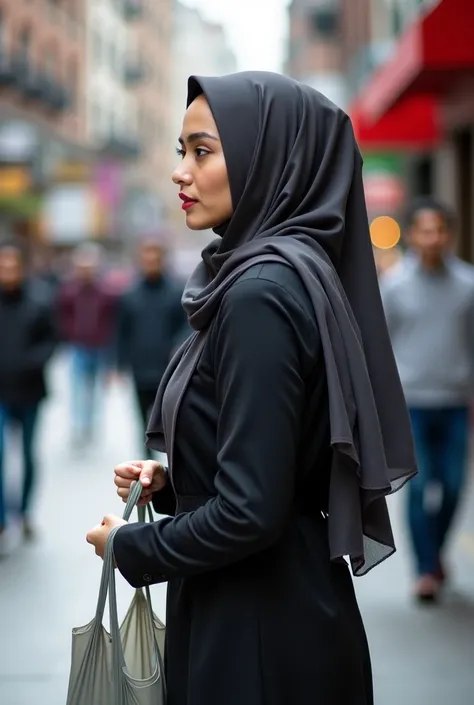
top-left (114, 277), bottom-right (312, 588)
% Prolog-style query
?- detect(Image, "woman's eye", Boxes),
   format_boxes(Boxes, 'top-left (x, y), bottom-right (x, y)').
top-left (175, 146), bottom-right (209, 159)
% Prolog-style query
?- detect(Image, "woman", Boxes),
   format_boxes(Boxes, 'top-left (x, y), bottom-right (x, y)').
top-left (87, 72), bottom-right (416, 705)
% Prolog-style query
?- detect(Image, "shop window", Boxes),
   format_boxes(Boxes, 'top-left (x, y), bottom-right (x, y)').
top-left (308, 7), bottom-right (339, 38)
top-left (415, 157), bottom-right (433, 196)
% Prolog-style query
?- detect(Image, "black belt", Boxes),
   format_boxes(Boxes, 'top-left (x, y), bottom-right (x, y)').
top-left (175, 493), bottom-right (328, 521)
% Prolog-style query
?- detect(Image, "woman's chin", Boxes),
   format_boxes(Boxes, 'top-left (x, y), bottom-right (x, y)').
top-left (185, 213), bottom-right (215, 231)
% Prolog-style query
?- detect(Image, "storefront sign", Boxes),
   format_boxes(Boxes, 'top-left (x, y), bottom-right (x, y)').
top-left (0, 167), bottom-right (31, 196)
top-left (363, 153), bottom-right (405, 215)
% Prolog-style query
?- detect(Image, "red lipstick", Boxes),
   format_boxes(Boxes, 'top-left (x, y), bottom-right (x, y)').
top-left (179, 193), bottom-right (198, 211)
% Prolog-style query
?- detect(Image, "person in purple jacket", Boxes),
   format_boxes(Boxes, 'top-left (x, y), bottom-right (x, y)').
top-left (58, 243), bottom-right (117, 447)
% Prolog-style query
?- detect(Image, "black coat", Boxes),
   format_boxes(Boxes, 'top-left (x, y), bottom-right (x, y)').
top-left (116, 275), bottom-right (189, 390)
top-left (0, 282), bottom-right (57, 405)
top-left (114, 263), bottom-right (373, 705)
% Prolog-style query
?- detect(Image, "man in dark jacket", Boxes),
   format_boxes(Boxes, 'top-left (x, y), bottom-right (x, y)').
top-left (117, 239), bottom-right (188, 456)
top-left (0, 242), bottom-right (56, 540)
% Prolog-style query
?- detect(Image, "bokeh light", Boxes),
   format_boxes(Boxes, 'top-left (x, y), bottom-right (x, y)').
top-left (370, 216), bottom-right (401, 250)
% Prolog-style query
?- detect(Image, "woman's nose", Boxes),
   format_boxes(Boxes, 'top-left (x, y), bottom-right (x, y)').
top-left (172, 166), bottom-right (192, 186)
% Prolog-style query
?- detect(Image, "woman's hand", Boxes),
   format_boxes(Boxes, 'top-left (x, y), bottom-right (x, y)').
top-left (114, 459), bottom-right (168, 507)
top-left (86, 515), bottom-right (128, 561)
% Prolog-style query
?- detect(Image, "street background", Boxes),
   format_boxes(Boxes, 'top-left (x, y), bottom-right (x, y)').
top-left (0, 1), bottom-right (474, 704)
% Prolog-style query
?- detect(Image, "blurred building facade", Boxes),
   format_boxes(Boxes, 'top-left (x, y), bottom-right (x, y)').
top-left (84, 0), bottom-right (173, 245)
top-left (170, 2), bottom-right (238, 278)
top-left (0, 1), bottom-right (85, 142)
top-left (0, 0), bottom-right (174, 253)
top-left (172, 2), bottom-right (238, 139)
top-left (285, 0), bottom-right (346, 109)
top-left (85, 0), bottom-right (138, 149)
top-left (286, 0), bottom-right (474, 260)
top-left (0, 1), bottom-right (88, 244)
top-left (125, 0), bottom-right (173, 230)
top-left (345, 0), bottom-right (474, 261)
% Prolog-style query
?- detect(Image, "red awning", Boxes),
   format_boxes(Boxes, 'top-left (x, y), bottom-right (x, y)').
top-left (358, 0), bottom-right (474, 123)
top-left (350, 95), bottom-right (441, 151)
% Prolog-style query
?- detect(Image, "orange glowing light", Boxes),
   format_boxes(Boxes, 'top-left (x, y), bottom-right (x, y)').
top-left (370, 216), bottom-right (401, 250)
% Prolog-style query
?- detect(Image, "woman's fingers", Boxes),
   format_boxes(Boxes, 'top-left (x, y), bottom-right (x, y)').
top-left (114, 474), bottom-right (135, 489)
top-left (114, 462), bottom-right (143, 481)
top-left (114, 467), bottom-right (142, 490)
top-left (114, 461), bottom-right (157, 505)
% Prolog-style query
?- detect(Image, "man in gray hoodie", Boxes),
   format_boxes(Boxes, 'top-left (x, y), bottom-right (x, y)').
top-left (380, 198), bottom-right (474, 602)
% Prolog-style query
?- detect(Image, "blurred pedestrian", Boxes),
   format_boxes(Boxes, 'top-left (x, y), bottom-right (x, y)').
top-left (57, 243), bottom-right (117, 447)
top-left (116, 238), bottom-right (188, 456)
top-left (0, 241), bottom-right (56, 541)
top-left (88, 73), bottom-right (416, 705)
top-left (380, 196), bottom-right (474, 602)
top-left (30, 246), bottom-right (61, 296)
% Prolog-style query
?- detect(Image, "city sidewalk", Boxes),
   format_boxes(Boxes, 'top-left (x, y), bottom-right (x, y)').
top-left (0, 356), bottom-right (473, 705)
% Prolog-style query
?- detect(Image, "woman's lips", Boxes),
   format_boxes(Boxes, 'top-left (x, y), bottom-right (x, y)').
top-left (179, 193), bottom-right (198, 210)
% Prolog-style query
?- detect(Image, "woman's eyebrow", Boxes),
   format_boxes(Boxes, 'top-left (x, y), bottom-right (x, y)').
top-left (178, 132), bottom-right (219, 145)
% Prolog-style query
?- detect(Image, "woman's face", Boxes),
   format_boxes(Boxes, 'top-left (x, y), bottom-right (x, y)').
top-left (172, 95), bottom-right (233, 231)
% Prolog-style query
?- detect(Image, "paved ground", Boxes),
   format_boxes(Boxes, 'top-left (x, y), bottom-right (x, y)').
top-left (0, 357), bottom-right (473, 704)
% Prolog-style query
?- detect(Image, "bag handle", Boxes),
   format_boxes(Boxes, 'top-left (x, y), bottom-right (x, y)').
top-left (123, 480), bottom-right (152, 521)
top-left (94, 481), bottom-right (154, 623)
top-left (106, 488), bottom-right (162, 692)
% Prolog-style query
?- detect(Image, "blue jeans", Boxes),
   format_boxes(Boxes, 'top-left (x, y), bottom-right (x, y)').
top-left (0, 403), bottom-right (40, 529)
top-left (70, 345), bottom-right (107, 439)
top-left (408, 407), bottom-right (469, 576)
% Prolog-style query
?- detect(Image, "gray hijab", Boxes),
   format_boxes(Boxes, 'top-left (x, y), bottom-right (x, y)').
top-left (147, 71), bottom-right (416, 576)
